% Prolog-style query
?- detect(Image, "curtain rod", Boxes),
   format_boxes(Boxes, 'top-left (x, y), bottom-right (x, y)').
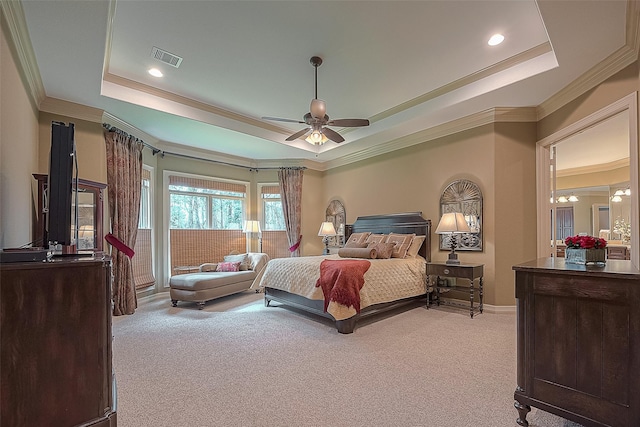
top-left (102, 123), bottom-right (305, 172)
top-left (102, 123), bottom-right (160, 155)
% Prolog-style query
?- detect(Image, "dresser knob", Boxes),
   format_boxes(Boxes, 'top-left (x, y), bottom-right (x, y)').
top-left (444, 268), bottom-right (450, 274)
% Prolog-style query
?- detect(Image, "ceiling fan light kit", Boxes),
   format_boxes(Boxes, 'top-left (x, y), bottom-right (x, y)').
top-left (263, 56), bottom-right (369, 146)
top-left (306, 130), bottom-right (328, 145)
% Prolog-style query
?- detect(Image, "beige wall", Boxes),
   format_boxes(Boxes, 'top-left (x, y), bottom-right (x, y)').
top-left (0, 18), bottom-right (39, 248)
top-left (494, 122), bottom-right (538, 306)
top-left (323, 123), bottom-right (540, 306)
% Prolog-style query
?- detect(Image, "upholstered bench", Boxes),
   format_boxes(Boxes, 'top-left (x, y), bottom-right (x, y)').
top-left (169, 252), bottom-right (269, 309)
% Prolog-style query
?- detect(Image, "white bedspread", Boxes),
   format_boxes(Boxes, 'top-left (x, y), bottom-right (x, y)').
top-left (251, 254), bottom-right (427, 320)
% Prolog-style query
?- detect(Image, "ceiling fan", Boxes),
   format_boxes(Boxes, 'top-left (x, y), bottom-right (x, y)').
top-left (262, 56), bottom-right (370, 145)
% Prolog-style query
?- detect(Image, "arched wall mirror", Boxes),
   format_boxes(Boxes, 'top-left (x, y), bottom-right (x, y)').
top-left (325, 200), bottom-right (345, 248)
top-left (439, 179), bottom-right (483, 251)
top-left (537, 93), bottom-right (638, 266)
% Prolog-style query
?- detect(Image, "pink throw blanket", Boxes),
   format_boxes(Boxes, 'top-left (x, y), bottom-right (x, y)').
top-left (315, 259), bottom-right (371, 314)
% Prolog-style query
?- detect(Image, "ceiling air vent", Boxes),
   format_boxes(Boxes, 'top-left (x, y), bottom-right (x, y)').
top-left (150, 46), bottom-right (183, 68)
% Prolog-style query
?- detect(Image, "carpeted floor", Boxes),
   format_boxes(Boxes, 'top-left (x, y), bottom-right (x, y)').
top-left (112, 291), bottom-right (583, 427)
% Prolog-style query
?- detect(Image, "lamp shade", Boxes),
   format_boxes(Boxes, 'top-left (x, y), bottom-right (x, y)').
top-left (243, 220), bottom-right (261, 234)
top-left (318, 221), bottom-right (337, 236)
top-left (435, 212), bottom-right (471, 234)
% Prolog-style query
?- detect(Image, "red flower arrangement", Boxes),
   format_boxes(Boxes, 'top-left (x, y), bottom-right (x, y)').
top-left (564, 235), bottom-right (607, 249)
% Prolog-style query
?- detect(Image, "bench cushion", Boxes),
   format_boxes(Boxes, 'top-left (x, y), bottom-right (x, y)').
top-left (169, 270), bottom-right (256, 291)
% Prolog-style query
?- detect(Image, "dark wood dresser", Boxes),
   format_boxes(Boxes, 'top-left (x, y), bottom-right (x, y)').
top-left (512, 258), bottom-right (640, 427)
top-left (1, 257), bottom-right (117, 426)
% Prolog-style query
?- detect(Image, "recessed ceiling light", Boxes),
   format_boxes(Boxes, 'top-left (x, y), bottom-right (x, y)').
top-left (148, 68), bottom-right (163, 78)
top-left (488, 34), bottom-right (505, 46)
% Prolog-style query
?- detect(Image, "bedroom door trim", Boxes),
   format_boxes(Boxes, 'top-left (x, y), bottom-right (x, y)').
top-left (536, 92), bottom-right (639, 267)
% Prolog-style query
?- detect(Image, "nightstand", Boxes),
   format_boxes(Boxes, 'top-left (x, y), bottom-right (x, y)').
top-left (427, 262), bottom-right (484, 318)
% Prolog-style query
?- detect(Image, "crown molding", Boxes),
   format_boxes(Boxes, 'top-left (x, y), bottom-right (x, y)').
top-left (102, 111), bottom-right (323, 171)
top-left (40, 97), bottom-right (104, 123)
top-left (325, 107), bottom-right (536, 170)
top-left (102, 111), bottom-right (160, 145)
top-left (155, 141), bottom-right (256, 168)
top-left (626, 0), bottom-right (640, 56)
top-left (537, 0), bottom-right (640, 120)
top-left (102, 72), bottom-right (291, 138)
top-left (251, 158), bottom-right (324, 171)
top-left (370, 43), bottom-right (551, 124)
top-left (556, 158), bottom-right (630, 177)
top-left (0, 0), bottom-right (46, 108)
top-left (157, 141), bottom-right (320, 171)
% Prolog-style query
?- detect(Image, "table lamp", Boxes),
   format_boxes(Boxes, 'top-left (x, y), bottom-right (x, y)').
top-left (318, 221), bottom-right (337, 255)
top-left (435, 212), bottom-right (471, 264)
top-left (243, 220), bottom-right (262, 252)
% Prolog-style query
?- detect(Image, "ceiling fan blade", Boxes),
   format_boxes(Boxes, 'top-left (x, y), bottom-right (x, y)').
top-left (326, 118), bottom-right (370, 127)
top-left (322, 127), bottom-right (345, 143)
top-left (262, 116), bottom-right (305, 124)
top-left (285, 127), bottom-right (311, 141)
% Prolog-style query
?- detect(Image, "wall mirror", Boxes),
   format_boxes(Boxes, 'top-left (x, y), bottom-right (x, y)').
top-left (325, 199), bottom-right (345, 247)
top-left (544, 97), bottom-right (636, 264)
top-left (439, 179), bottom-right (483, 251)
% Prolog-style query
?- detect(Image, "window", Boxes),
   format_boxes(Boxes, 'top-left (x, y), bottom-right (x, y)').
top-left (258, 184), bottom-right (289, 259)
top-left (133, 166), bottom-right (155, 292)
top-left (169, 175), bottom-right (246, 229)
top-left (167, 174), bottom-right (249, 273)
top-left (260, 185), bottom-right (285, 231)
top-left (139, 169), bottom-right (151, 229)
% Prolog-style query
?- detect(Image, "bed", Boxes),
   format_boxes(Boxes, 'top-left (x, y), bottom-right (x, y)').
top-left (252, 212), bottom-right (432, 333)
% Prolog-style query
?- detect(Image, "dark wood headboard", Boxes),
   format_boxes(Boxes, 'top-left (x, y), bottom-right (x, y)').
top-left (346, 212), bottom-right (431, 261)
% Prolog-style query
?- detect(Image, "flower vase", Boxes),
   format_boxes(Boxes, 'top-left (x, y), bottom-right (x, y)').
top-left (565, 248), bottom-right (606, 265)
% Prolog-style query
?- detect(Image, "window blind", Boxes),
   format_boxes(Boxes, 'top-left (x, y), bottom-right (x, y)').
top-left (169, 175), bottom-right (246, 194)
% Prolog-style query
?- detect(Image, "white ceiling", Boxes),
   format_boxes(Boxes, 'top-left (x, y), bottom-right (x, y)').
top-left (16, 0), bottom-right (632, 168)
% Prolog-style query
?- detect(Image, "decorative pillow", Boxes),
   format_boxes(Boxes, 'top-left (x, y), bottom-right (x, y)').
top-left (386, 233), bottom-right (415, 258)
top-left (224, 254), bottom-right (251, 270)
top-left (369, 242), bottom-right (396, 259)
top-left (215, 261), bottom-right (241, 272)
top-left (405, 235), bottom-right (426, 258)
top-left (344, 241), bottom-right (368, 249)
top-left (345, 232), bottom-right (371, 245)
top-left (365, 234), bottom-right (387, 245)
top-left (338, 247), bottom-right (377, 259)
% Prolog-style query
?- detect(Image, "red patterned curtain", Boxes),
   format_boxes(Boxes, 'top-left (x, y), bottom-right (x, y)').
top-left (104, 127), bottom-right (143, 315)
top-left (278, 168), bottom-right (304, 257)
